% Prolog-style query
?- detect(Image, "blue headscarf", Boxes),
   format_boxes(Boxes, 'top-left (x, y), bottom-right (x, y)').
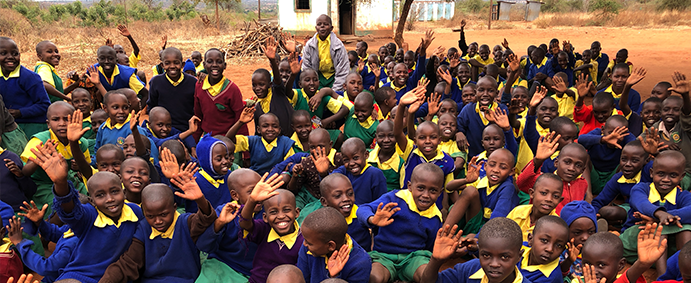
top-left (196, 134), bottom-right (227, 179)
top-left (560, 201), bottom-right (598, 231)
top-left (183, 59), bottom-right (196, 74)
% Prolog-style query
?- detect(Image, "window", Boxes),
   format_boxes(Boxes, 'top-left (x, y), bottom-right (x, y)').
top-left (296, 0), bottom-right (310, 10)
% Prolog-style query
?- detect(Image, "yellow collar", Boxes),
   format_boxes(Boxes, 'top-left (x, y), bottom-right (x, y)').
top-left (290, 132), bottom-right (305, 151)
top-left (63, 229), bottom-right (75, 238)
top-left (345, 204), bottom-right (358, 225)
top-left (354, 114), bottom-right (376, 129)
top-left (535, 57), bottom-right (548, 68)
top-left (36, 61), bottom-right (56, 72)
top-left (327, 148), bottom-right (337, 164)
top-left (0, 147), bottom-right (4, 154)
top-left (267, 221), bottom-right (300, 249)
top-left (521, 247), bottom-right (560, 277)
top-left (99, 65), bottom-right (121, 84)
top-left (617, 171), bottom-right (641, 184)
top-left (550, 150), bottom-right (560, 161)
top-left (391, 83), bottom-right (406, 92)
top-left (457, 77), bottom-right (469, 89)
top-left (395, 189), bottom-right (442, 221)
top-left (199, 168), bottom-right (224, 188)
top-left (311, 235), bottom-right (353, 270)
top-left (476, 176), bottom-right (501, 196)
top-left (262, 137), bottom-right (279, 153)
top-left (166, 73), bottom-right (184, 86)
top-left (649, 183), bottom-right (679, 205)
top-left (0, 66), bottom-right (20, 80)
top-left (367, 145), bottom-right (401, 173)
top-left (150, 211), bottom-right (180, 240)
top-left (357, 164), bottom-right (372, 175)
top-left (104, 114), bottom-right (132, 130)
top-left (604, 85), bottom-right (622, 99)
top-left (83, 115), bottom-right (92, 123)
top-left (94, 203), bottom-right (139, 228)
top-left (0, 238), bottom-right (11, 252)
top-left (202, 76), bottom-right (228, 97)
top-left (477, 151), bottom-right (488, 161)
top-left (257, 88), bottom-right (273, 113)
top-left (318, 34), bottom-right (331, 45)
top-left (412, 148), bottom-right (445, 163)
top-left (475, 102), bottom-right (497, 125)
top-left (470, 265), bottom-right (524, 283)
top-left (146, 122), bottom-right (160, 138)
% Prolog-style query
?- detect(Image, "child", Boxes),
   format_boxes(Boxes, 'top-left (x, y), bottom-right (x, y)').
top-left (301, 15), bottom-right (349, 91)
top-left (599, 63), bottom-right (641, 114)
top-left (0, 95), bottom-right (28, 155)
top-left (591, 140), bottom-right (651, 229)
top-left (457, 76), bottom-right (509, 157)
top-left (657, 240), bottom-right (691, 282)
top-left (520, 216), bottom-right (570, 283)
top-left (239, 174), bottom-right (302, 283)
top-left (120, 157), bottom-right (151, 204)
top-left (190, 51), bottom-right (204, 73)
top-left (21, 102), bottom-right (90, 217)
top-left (373, 86), bottom-right (396, 121)
top-left (551, 72), bottom-right (577, 121)
top-left (29, 141), bottom-right (143, 283)
top-left (112, 25), bottom-right (142, 68)
top-left (620, 151), bottom-right (691, 268)
top-left (358, 163), bottom-right (444, 283)
top-left (193, 48), bottom-right (247, 138)
top-left (95, 144), bottom-right (125, 174)
top-left (292, 70), bottom-right (349, 138)
top-left (527, 47), bottom-right (549, 84)
top-left (34, 41), bottom-right (79, 103)
top-left (70, 88), bottom-right (96, 139)
top-left (574, 49), bottom-right (599, 85)
top-left (559, 201), bottom-right (598, 280)
top-left (147, 47), bottom-right (198, 133)
top-left (256, 38), bottom-right (300, 136)
top-left (651, 81), bottom-right (672, 101)
top-left (93, 91), bottom-right (148, 156)
top-left (639, 97), bottom-right (662, 132)
top-left (1, 145), bottom-right (36, 212)
top-left (368, 120), bottom-right (405, 192)
top-left (0, 37), bottom-right (51, 139)
top-left (343, 92), bottom-right (379, 146)
top-left (382, 31), bottom-right (433, 100)
top-left (548, 51), bottom-right (575, 87)
top-left (333, 138), bottom-right (387, 205)
top-left (267, 265), bottom-right (305, 283)
top-left (297, 207), bottom-right (371, 283)
top-left (421, 217), bottom-right (526, 283)
top-left (445, 149), bottom-right (519, 235)
top-left (574, 77), bottom-right (621, 135)
top-left (185, 135), bottom-right (230, 213)
top-left (506, 173), bottom-right (563, 242)
top-left (100, 176), bottom-right (219, 282)
top-left (578, 115), bottom-right (636, 195)
top-left (437, 113), bottom-right (467, 175)
top-left (227, 109), bottom-right (295, 175)
top-left (92, 46), bottom-right (148, 107)
top-left (518, 135), bottom-right (590, 214)
top-left (513, 86), bottom-right (555, 173)
top-left (142, 106), bottom-right (197, 155)
top-left (291, 110), bottom-right (312, 153)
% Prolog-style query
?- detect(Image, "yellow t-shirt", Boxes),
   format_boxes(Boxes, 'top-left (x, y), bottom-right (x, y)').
top-left (317, 36), bottom-right (335, 79)
top-left (34, 61), bottom-right (58, 88)
top-left (98, 65), bottom-right (145, 93)
top-left (129, 53), bottom-right (141, 68)
top-left (506, 204), bottom-right (558, 242)
top-left (575, 59), bottom-right (599, 84)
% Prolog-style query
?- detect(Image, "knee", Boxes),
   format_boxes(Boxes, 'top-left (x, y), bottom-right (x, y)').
top-left (460, 186), bottom-right (479, 199)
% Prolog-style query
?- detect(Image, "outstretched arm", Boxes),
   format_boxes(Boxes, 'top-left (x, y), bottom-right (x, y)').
top-left (118, 25), bottom-right (140, 57)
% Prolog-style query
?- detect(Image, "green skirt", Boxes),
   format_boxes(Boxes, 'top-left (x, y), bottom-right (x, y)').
top-left (620, 223), bottom-right (691, 263)
top-left (295, 187), bottom-right (318, 211)
top-left (590, 167), bottom-right (616, 195)
top-left (318, 72), bottom-right (335, 89)
top-left (296, 199), bottom-right (323, 225)
top-left (1, 127), bottom-right (28, 155)
top-left (196, 258), bottom-right (249, 283)
top-left (461, 210), bottom-right (487, 236)
top-left (16, 123), bottom-right (48, 141)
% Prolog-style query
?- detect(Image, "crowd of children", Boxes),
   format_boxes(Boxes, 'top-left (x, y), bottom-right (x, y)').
top-left (1, 13), bottom-right (691, 283)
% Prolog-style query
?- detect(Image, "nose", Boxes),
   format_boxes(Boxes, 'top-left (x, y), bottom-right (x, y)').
top-left (489, 258), bottom-right (501, 268)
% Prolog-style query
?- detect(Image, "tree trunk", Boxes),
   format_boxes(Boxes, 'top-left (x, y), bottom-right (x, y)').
top-left (258, 0), bottom-right (261, 20)
top-left (394, 0), bottom-right (414, 48)
top-left (215, 0), bottom-right (219, 30)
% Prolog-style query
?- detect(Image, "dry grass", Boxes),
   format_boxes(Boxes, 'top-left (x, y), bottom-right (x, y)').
top-left (534, 10), bottom-right (691, 28)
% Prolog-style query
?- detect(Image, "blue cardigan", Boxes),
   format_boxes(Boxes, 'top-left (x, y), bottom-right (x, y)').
top-left (0, 66), bottom-right (50, 123)
top-left (591, 161), bottom-right (653, 211)
top-left (578, 128), bottom-right (636, 172)
top-left (17, 221), bottom-right (76, 283)
top-left (625, 182), bottom-right (691, 230)
top-left (296, 238), bottom-right (371, 283)
top-left (332, 165), bottom-right (388, 205)
top-left (457, 102), bottom-right (510, 157)
top-left (382, 54), bottom-right (427, 101)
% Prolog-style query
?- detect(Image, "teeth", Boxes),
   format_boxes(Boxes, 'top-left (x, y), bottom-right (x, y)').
top-left (132, 181), bottom-right (141, 186)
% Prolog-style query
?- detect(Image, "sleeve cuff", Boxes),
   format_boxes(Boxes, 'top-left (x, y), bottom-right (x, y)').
top-left (52, 181), bottom-right (83, 221)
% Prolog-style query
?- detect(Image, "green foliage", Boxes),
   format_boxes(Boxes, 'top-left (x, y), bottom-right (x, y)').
top-left (656, 0), bottom-right (690, 11)
top-left (12, 2), bottom-right (42, 24)
top-left (589, 0), bottom-right (621, 14)
top-left (166, 1), bottom-right (197, 20)
top-left (542, 0), bottom-right (583, 12)
top-left (457, 0), bottom-right (488, 13)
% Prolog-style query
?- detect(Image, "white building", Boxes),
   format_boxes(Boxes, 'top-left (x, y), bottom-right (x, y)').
top-left (277, 0), bottom-right (394, 36)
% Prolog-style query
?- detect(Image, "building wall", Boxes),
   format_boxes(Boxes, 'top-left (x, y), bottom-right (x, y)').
top-left (393, 0), bottom-right (455, 22)
top-left (354, 0), bottom-right (393, 36)
top-left (278, 0), bottom-right (330, 35)
top-left (279, 0), bottom-right (392, 36)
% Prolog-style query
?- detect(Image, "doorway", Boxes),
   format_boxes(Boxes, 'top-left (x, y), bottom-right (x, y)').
top-left (339, 0), bottom-right (354, 35)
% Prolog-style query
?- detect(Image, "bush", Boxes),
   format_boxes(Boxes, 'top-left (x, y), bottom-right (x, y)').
top-left (656, 0), bottom-right (690, 11)
top-left (542, 0), bottom-right (583, 12)
top-left (458, 0), bottom-right (488, 13)
top-left (590, 0), bottom-right (621, 14)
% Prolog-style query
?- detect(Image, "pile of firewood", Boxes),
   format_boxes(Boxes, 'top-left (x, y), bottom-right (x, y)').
top-left (223, 20), bottom-right (293, 59)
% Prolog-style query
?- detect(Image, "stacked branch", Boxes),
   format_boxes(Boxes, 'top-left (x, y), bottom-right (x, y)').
top-left (223, 20), bottom-right (293, 59)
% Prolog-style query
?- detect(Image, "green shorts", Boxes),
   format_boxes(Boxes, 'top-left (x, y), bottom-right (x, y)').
top-left (461, 209), bottom-right (487, 236)
top-left (1, 127), bottom-right (28, 155)
top-left (196, 258), bottom-right (249, 283)
top-left (318, 72), bottom-right (335, 89)
top-left (590, 168), bottom-right (616, 195)
top-left (327, 129), bottom-right (342, 144)
top-left (369, 250), bottom-right (432, 282)
top-left (620, 223), bottom-right (691, 263)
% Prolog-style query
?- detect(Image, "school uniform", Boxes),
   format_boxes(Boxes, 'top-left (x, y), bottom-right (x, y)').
top-left (93, 114), bottom-right (150, 154)
top-left (515, 115), bottom-right (551, 175)
top-left (92, 63), bottom-right (145, 93)
top-left (52, 183), bottom-right (143, 283)
top-left (100, 199), bottom-right (217, 283)
top-left (574, 60), bottom-right (599, 84)
top-left (519, 247), bottom-right (563, 283)
top-left (553, 91), bottom-right (577, 121)
top-left (397, 138), bottom-right (455, 207)
top-left (382, 54), bottom-right (427, 101)
top-left (598, 85), bottom-right (641, 114)
top-left (147, 73), bottom-right (197, 132)
top-left (517, 160), bottom-right (588, 214)
top-left (573, 105), bottom-right (622, 136)
top-left (246, 219), bottom-right (304, 283)
top-left (360, 64), bottom-right (379, 92)
top-left (498, 77), bottom-right (529, 92)
top-left (591, 162), bottom-right (653, 211)
top-left (624, 183), bottom-right (691, 230)
top-left (358, 189), bottom-right (442, 282)
top-left (290, 132), bottom-right (308, 153)
top-left (578, 128), bottom-right (636, 195)
top-left (367, 145), bottom-right (404, 192)
top-left (447, 78), bottom-right (476, 110)
top-left (0, 147), bottom-right (36, 211)
top-left (462, 176), bottom-right (519, 234)
top-left (0, 66), bottom-right (51, 138)
top-left (344, 107), bottom-right (379, 147)
top-left (457, 102), bottom-right (510, 157)
top-left (270, 150), bottom-right (343, 208)
top-left (193, 76), bottom-right (248, 138)
top-left (292, 89), bottom-right (345, 131)
top-left (594, 52), bottom-right (610, 80)
top-left (34, 61), bottom-right (64, 103)
top-left (234, 135), bottom-right (295, 175)
top-left (141, 120), bottom-right (197, 150)
top-left (507, 205), bottom-right (558, 243)
top-left (658, 251), bottom-right (682, 282)
top-left (255, 84), bottom-right (296, 137)
top-left (17, 222), bottom-right (77, 283)
top-left (184, 169), bottom-right (229, 213)
top-left (438, 258), bottom-right (530, 283)
top-left (302, 32), bottom-right (349, 91)
top-left (527, 57), bottom-right (550, 81)
top-left (297, 235), bottom-right (371, 283)
top-left (333, 164), bottom-right (388, 205)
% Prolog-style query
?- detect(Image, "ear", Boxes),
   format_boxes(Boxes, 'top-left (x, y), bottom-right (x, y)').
top-left (528, 188), bottom-right (535, 199)
top-left (527, 232), bottom-right (533, 247)
top-left (650, 167), bottom-right (654, 180)
top-left (617, 257), bottom-right (626, 272)
top-left (295, 207), bottom-right (300, 218)
top-left (328, 240), bottom-right (337, 253)
top-left (320, 197), bottom-right (328, 207)
top-left (230, 190), bottom-right (239, 201)
top-left (509, 167), bottom-right (516, 176)
top-left (364, 150), bottom-right (369, 160)
top-left (262, 212), bottom-right (268, 223)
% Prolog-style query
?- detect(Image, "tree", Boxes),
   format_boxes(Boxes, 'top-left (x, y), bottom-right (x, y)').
top-left (203, 0), bottom-right (239, 29)
top-left (394, 0), bottom-right (414, 48)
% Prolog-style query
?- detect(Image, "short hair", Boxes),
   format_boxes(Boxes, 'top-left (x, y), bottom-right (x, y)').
top-left (664, 95), bottom-right (683, 106)
top-left (560, 143), bottom-right (588, 160)
top-left (357, 41), bottom-right (368, 49)
top-left (161, 140), bottom-right (187, 164)
top-left (479, 44), bottom-right (490, 50)
top-left (549, 116), bottom-right (578, 132)
top-left (161, 47), bottom-right (183, 60)
top-left (533, 215), bottom-right (569, 236)
top-left (583, 232), bottom-right (624, 259)
top-left (47, 101), bottom-right (75, 115)
top-left (624, 139), bottom-right (646, 156)
top-left (605, 115), bottom-right (629, 128)
top-left (448, 47), bottom-right (459, 53)
top-left (654, 150), bottom-right (686, 169)
top-left (655, 81), bottom-right (672, 90)
top-left (410, 163), bottom-right (444, 187)
top-left (35, 40), bottom-right (53, 54)
top-left (641, 97), bottom-right (663, 109)
top-left (485, 64), bottom-right (499, 74)
top-left (417, 121), bottom-right (440, 136)
top-left (121, 156), bottom-right (149, 172)
top-left (612, 63), bottom-right (630, 74)
top-left (538, 44), bottom-right (548, 53)
top-left (97, 144), bottom-right (125, 160)
top-left (86, 171), bottom-right (121, 193)
top-left (141, 183), bottom-right (175, 207)
top-left (348, 50), bottom-right (358, 58)
top-left (377, 119), bottom-right (394, 132)
top-left (478, 217), bottom-right (523, 251)
top-left (555, 71), bottom-right (569, 82)
top-left (354, 92), bottom-right (374, 106)
top-left (534, 172), bottom-right (562, 188)
top-left (293, 109), bottom-right (310, 121)
top-left (252, 68), bottom-right (271, 81)
top-left (341, 137), bottom-right (366, 154)
top-left (592, 92), bottom-right (614, 106)
top-left (302, 207), bottom-right (348, 246)
top-left (582, 49), bottom-right (592, 56)
top-left (267, 264), bottom-right (305, 283)
top-left (374, 86), bottom-right (395, 105)
top-left (103, 90), bottom-right (127, 106)
top-left (320, 173), bottom-right (350, 197)
top-left (320, 279), bottom-right (348, 283)
top-left (549, 38), bottom-right (559, 45)
top-left (204, 48), bottom-right (225, 59)
top-left (679, 240), bottom-right (691, 267)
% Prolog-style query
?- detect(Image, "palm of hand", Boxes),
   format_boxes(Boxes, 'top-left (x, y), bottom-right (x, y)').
top-left (251, 182), bottom-right (276, 201)
top-left (433, 236), bottom-right (458, 259)
top-left (285, 40), bottom-right (296, 53)
top-left (314, 157), bottom-right (330, 173)
top-left (43, 153), bottom-right (68, 182)
top-left (160, 161), bottom-right (179, 179)
top-left (66, 122), bottom-right (83, 142)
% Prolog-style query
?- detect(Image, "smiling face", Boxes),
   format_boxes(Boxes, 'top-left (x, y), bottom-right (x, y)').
top-left (478, 46), bottom-right (490, 61)
top-left (511, 88), bottom-right (529, 112)
top-left (581, 242), bottom-right (625, 283)
top-left (106, 93), bottom-right (129, 125)
top-left (37, 41), bottom-right (60, 67)
top-left (320, 176), bottom-right (355, 217)
top-left (356, 42), bottom-right (367, 57)
top-left (121, 158), bottom-right (150, 195)
top-left (252, 72), bottom-right (271, 98)
top-left (301, 225), bottom-right (333, 257)
top-left (457, 64), bottom-right (471, 83)
top-left (476, 78), bottom-right (498, 109)
top-left (258, 114), bottom-right (280, 142)
top-left (590, 42), bottom-right (601, 57)
top-left (529, 222), bottom-right (568, 265)
top-left (97, 148), bottom-right (124, 175)
top-left (641, 101), bottom-right (662, 128)
top-left (415, 122), bottom-right (441, 160)
top-left (478, 237), bottom-right (521, 283)
top-left (315, 15), bottom-right (333, 40)
top-left (88, 173), bottom-right (126, 220)
top-left (537, 99), bottom-right (559, 129)
top-left (569, 217), bottom-right (596, 246)
top-left (393, 63), bottom-right (409, 88)
top-left (341, 142), bottom-right (368, 176)
top-left (278, 61), bottom-right (291, 85)
top-left (190, 51), bottom-right (202, 67)
top-left (438, 114), bottom-right (457, 141)
top-left (149, 110), bottom-right (172, 138)
top-left (482, 125), bottom-right (505, 156)
top-left (263, 190), bottom-right (299, 236)
top-left (651, 153), bottom-right (685, 196)
top-left (557, 53), bottom-right (568, 69)
top-left (353, 98), bottom-right (373, 123)
top-left (462, 86), bottom-right (477, 105)
top-left (378, 46), bottom-right (389, 61)
top-left (662, 98), bottom-right (682, 130)
top-left (619, 145), bottom-right (647, 180)
top-left (122, 135), bottom-right (137, 159)
top-left (300, 69), bottom-right (319, 96)
top-left (394, 49), bottom-right (404, 63)
top-left (582, 50), bottom-right (592, 63)
top-left (468, 43), bottom-right (478, 58)
top-left (203, 50), bottom-right (226, 81)
top-left (530, 177), bottom-right (563, 216)
top-left (0, 39), bottom-right (20, 75)
top-left (47, 103), bottom-right (73, 143)
top-left (71, 90), bottom-right (92, 115)
top-left (403, 51), bottom-right (415, 69)
top-left (408, 170), bottom-right (443, 212)
top-left (162, 52), bottom-right (183, 80)
top-left (211, 143), bottom-right (230, 176)
top-left (485, 149), bottom-right (514, 186)
top-left (291, 114), bottom-right (312, 142)
top-left (555, 146), bottom-right (588, 182)
top-left (97, 47), bottom-right (117, 74)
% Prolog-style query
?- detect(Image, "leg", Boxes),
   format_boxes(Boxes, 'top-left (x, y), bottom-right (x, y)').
top-left (413, 264), bottom-right (427, 283)
top-left (444, 186), bottom-right (480, 227)
top-left (676, 231), bottom-right (691, 251)
top-left (370, 262), bottom-right (391, 283)
top-left (656, 234), bottom-right (668, 279)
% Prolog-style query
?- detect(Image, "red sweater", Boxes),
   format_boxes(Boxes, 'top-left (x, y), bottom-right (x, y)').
top-left (614, 269), bottom-right (647, 283)
top-left (573, 105), bottom-right (623, 135)
top-left (193, 79), bottom-right (248, 139)
top-left (517, 160), bottom-right (588, 214)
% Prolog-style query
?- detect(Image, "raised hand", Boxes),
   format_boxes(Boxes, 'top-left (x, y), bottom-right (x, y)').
top-left (217, 202), bottom-right (241, 225)
top-left (4, 159), bottom-right (23, 177)
top-left (489, 107), bottom-right (510, 131)
top-left (264, 36), bottom-right (278, 60)
top-left (627, 68), bottom-right (647, 86)
top-left (159, 147), bottom-right (180, 179)
top-left (448, 53), bottom-right (460, 69)
top-left (668, 71), bottom-right (689, 94)
top-left (577, 264), bottom-right (606, 283)
top-left (437, 68), bottom-right (453, 84)
top-left (18, 201), bottom-right (48, 224)
top-left (67, 110), bottom-right (90, 143)
top-left (357, 60), bottom-right (365, 73)
top-left (6, 216), bottom-right (24, 245)
top-left (535, 132), bottom-right (560, 161)
top-left (170, 171), bottom-right (205, 201)
top-left (399, 86), bottom-right (426, 106)
top-left (575, 73), bottom-right (592, 99)
top-left (87, 65), bottom-right (101, 85)
top-left (506, 54), bottom-right (519, 72)
top-left (67, 70), bottom-right (80, 82)
top-left (501, 38), bottom-right (510, 50)
top-left (117, 24), bottom-right (131, 37)
top-left (282, 31), bottom-right (297, 53)
top-left (105, 38), bottom-right (114, 48)
top-left (239, 106), bottom-right (255, 124)
top-left (129, 110), bottom-right (140, 131)
top-left (187, 116), bottom-right (200, 134)
top-left (427, 91), bottom-right (442, 116)
top-left (529, 86), bottom-right (548, 108)
top-left (368, 202), bottom-right (401, 227)
top-left (563, 40), bottom-right (572, 53)
top-left (311, 147), bottom-right (331, 175)
top-left (160, 35), bottom-right (168, 50)
top-left (601, 126), bottom-right (628, 149)
top-left (328, 242), bottom-right (351, 277)
top-left (432, 224), bottom-right (464, 261)
top-left (637, 223), bottom-right (667, 266)
top-left (638, 127), bottom-right (668, 155)
top-left (460, 19), bottom-right (466, 29)
top-left (508, 98), bottom-right (523, 115)
top-left (418, 77), bottom-right (430, 89)
top-left (567, 238), bottom-right (582, 263)
top-left (250, 173), bottom-right (285, 203)
top-left (465, 156), bottom-right (483, 184)
top-left (421, 30), bottom-right (435, 50)
top-left (551, 75), bottom-right (568, 94)
top-left (28, 141), bottom-right (68, 183)
top-left (7, 273), bottom-right (39, 283)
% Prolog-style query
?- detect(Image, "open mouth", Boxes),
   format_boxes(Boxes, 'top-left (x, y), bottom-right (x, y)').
top-left (340, 203), bottom-right (352, 214)
top-left (275, 221), bottom-right (291, 230)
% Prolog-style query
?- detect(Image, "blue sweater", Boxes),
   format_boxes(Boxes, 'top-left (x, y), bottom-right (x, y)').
top-left (347, 207), bottom-right (372, 252)
top-left (296, 238), bottom-right (371, 283)
top-left (479, 176), bottom-right (520, 221)
top-left (245, 135), bottom-right (294, 175)
top-left (357, 190), bottom-right (441, 254)
top-left (185, 169), bottom-right (230, 213)
top-left (625, 182), bottom-right (691, 230)
top-left (401, 147), bottom-right (456, 208)
top-left (518, 248), bottom-right (563, 283)
top-left (141, 120), bottom-right (197, 150)
top-left (382, 54), bottom-right (427, 101)
top-left (527, 59), bottom-right (551, 81)
top-left (333, 165), bottom-right (388, 205)
top-left (202, 203), bottom-right (261, 277)
top-left (53, 183), bottom-right (143, 283)
top-left (92, 63), bottom-right (143, 91)
top-left (0, 66), bottom-right (50, 123)
top-left (17, 221), bottom-right (76, 283)
top-left (0, 150), bottom-right (37, 211)
top-left (598, 88), bottom-right (641, 114)
top-left (360, 65), bottom-right (378, 92)
top-left (591, 161), bottom-right (653, 211)
top-left (658, 250), bottom-right (682, 282)
top-left (438, 258), bottom-right (531, 283)
top-left (147, 73), bottom-right (197, 132)
top-left (457, 102), bottom-right (510, 157)
top-left (94, 121), bottom-right (150, 159)
top-left (578, 128), bottom-right (636, 172)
